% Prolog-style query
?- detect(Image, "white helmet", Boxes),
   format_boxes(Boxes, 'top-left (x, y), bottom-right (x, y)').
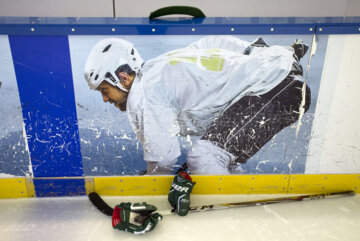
top-left (84, 38), bottom-right (144, 91)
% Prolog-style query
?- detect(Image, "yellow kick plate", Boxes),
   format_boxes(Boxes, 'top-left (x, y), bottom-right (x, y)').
top-left (93, 174), bottom-right (290, 196)
top-left (288, 174), bottom-right (360, 194)
top-left (94, 176), bottom-right (173, 196)
top-left (0, 178), bottom-right (31, 198)
top-left (0, 174), bottom-right (358, 198)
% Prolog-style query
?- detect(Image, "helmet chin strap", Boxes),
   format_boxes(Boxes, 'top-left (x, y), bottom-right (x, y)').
top-left (105, 72), bottom-right (129, 93)
top-left (115, 82), bottom-right (129, 93)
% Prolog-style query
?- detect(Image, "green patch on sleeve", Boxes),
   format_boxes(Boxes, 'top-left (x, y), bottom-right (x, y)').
top-left (169, 56), bottom-right (197, 66)
top-left (200, 55), bottom-right (224, 71)
top-left (168, 53), bottom-right (224, 72)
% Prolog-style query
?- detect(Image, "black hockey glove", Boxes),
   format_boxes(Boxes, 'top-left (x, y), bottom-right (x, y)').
top-left (291, 39), bottom-right (309, 60)
top-left (112, 202), bottom-right (162, 235)
top-left (168, 171), bottom-right (196, 216)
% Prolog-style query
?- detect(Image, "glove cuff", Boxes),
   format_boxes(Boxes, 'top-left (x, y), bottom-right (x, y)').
top-left (179, 171), bottom-right (192, 181)
top-left (112, 206), bottom-right (122, 227)
top-left (174, 171), bottom-right (196, 190)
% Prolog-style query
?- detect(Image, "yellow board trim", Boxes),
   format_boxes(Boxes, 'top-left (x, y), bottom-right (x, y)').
top-left (92, 174), bottom-right (360, 196)
top-left (0, 178), bottom-right (30, 198)
top-left (0, 174), bottom-right (359, 198)
top-left (191, 175), bottom-right (289, 194)
top-left (288, 174), bottom-right (360, 194)
top-left (94, 176), bottom-right (173, 196)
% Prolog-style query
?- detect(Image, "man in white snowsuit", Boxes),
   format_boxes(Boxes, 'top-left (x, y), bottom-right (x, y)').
top-left (84, 36), bottom-right (310, 175)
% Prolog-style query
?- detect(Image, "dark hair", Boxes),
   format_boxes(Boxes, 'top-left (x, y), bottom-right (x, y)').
top-left (115, 64), bottom-right (136, 77)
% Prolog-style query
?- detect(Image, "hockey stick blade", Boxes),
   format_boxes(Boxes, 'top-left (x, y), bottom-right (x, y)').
top-left (88, 192), bottom-right (114, 216)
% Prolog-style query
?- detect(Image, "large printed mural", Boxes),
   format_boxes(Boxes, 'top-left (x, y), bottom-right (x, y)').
top-left (70, 35), bottom-right (324, 176)
top-left (0, 34), bottom-right (326, 177)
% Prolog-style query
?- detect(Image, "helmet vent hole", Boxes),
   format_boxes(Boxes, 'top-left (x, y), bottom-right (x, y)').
top-left (102, 44), bottom-right (112, 53)
top-left (131, 48), bottom-right (135, 55)
top-left (95, 74), bottom-right (99, 80)
top-left (90, 72), bottom-right (94, 77)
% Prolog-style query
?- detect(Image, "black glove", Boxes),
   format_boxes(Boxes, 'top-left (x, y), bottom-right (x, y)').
top-left (291, 39), bottom-right (309, 60)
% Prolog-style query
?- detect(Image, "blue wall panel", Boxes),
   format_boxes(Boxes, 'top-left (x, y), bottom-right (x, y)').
top-left (33, 179), bottom-right (86, 197)
top-left (9, 35), bottom-right (83, 181)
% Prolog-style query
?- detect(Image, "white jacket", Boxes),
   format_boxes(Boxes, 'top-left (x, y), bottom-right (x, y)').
top-left (126, 36), bottom-right (296, 166)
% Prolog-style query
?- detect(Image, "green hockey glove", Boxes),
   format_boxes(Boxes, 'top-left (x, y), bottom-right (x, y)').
top-left (112, 202), bottom-right (162, 235)
top-left (168, 171), bottom-right (196, 216)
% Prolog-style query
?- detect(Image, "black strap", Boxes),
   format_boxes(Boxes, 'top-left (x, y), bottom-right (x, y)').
top-left (149, 6), bottom-right (206, 19)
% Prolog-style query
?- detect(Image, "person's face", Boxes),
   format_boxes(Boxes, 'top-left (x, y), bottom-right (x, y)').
top-left (97, 81), bottom-right (128, 110)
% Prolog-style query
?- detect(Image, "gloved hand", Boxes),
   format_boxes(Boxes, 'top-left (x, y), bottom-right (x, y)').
top-left (168, 171), bottom-right (196, 216)
top-left (112, 202), bottom-right (162, 235)
top-left (291, 39), bottom-right (309, 60)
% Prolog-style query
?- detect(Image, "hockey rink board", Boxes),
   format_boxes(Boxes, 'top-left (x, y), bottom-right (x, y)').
top-left (0, 17), bottom-right (359, 197)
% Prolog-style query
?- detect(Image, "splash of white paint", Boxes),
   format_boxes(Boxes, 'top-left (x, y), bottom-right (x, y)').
top-left (22, 122), bottom-right (33, 177)
top-left (34, 132), bottom-right (50, 144)
top-left (0, 173), bottom-right (20, 178)
top-left (295, 35), bottom-right (317, 141)
top-left (256, 160), bottom-right (270, 171)
top-left (186, 135), bottom-right (193, 146)
top-left (258, 117), bottom-right (268, 126)
top-left (288, 159), bottom-right (293, 171)
top-left (81, 138), bottom-right (91, 144)
top-left (295, 83), bottom-right (307, 140)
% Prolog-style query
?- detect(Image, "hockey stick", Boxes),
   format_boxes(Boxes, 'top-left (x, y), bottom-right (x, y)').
top-left (89, 192), bottom-right (114, 216)
top-left (174, 190), bottom-right (355, 215)
top-left (88, 190), bottom-right (355, 217)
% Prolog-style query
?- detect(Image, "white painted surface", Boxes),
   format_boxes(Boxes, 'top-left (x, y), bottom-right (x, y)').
top-left (346, 0), bottom-right (360, 16)
top-left (0, 36), bottom-right (32, 177)
top-left (0, 194), bottom-right (359, 241)
top-left (0, 0), bottom-right (113, 17)
top-left (0, 36), bottom-right (22, 138)
top-left (115, 0), bottom-right (352, 17)
top-left (0, 0), bottom-right (359, 17)
top-left (307, 35), bottom-right (360, 174)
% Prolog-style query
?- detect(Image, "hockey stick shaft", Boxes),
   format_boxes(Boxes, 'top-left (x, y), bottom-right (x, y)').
top-left (89, 191), bottom-right (355, 217)
top-left (158, 190), bottom-right (356, 215)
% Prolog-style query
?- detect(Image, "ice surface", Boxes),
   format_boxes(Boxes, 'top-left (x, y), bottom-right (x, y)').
top-left (0, 194), bottom-right (359, 241)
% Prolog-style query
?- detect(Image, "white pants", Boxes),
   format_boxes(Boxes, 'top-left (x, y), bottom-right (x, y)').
top-left (187, 140), bottom-right (243, 175)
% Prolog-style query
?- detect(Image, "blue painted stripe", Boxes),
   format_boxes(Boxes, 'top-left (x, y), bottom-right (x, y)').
top-left (316, 25), bottom-right (360, 34)
top-left (9, 35), bottom-right (83, 179)
top-left (1, 17), bottom-right (360, 35)
top-left (0, 24), bottom-right (316, 35)
top-left (33, 179), bottom-right (86, 197)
